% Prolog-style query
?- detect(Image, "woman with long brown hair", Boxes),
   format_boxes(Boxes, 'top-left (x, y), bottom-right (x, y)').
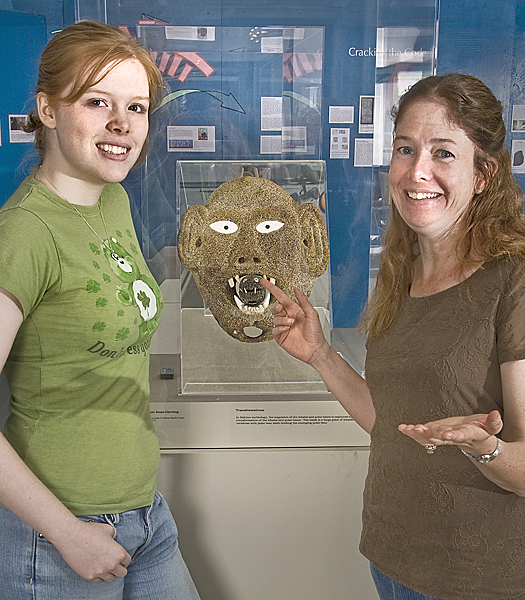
top-left (263, 73), bottom-right (525, 599)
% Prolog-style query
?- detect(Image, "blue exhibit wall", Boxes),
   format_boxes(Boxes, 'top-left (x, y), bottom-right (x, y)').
top-left (0, 0), bottom-right (74, 202)
top-left (436, 0), bottom-right (525, 194)
top-left (2, 0), bottom-right (525, 328)
top-left (0, 10), bottom-right (46, 201)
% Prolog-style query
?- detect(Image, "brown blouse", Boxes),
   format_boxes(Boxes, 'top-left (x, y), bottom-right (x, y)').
top-left (361, 256), bottom-right (525, 600)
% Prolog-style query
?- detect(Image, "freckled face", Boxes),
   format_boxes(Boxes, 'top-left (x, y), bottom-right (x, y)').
top-left (44, 58), bottom-right (150, 186)
top-left (388, 100), bottom-right (483, 240)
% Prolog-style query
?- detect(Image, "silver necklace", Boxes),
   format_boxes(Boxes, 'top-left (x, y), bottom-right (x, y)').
top-left (39, 169), bottom-right (120, 262)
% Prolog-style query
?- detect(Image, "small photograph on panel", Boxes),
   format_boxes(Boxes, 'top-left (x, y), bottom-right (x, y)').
top-left (9, 115), bottom-right (34, 143)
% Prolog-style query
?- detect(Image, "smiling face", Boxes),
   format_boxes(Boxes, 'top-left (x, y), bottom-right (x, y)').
top-left (178, 177), bottom-right (329, 342)
top-left (389, 100), bottom-right (485, 242)
top-left (38, 58), bottom-right (150, 190)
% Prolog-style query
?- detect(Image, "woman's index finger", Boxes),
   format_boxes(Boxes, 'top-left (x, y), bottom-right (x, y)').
top-left (260, 278), bottom-right (294, 306)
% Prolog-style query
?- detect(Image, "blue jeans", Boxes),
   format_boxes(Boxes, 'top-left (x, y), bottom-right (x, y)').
top-left (0, 491), bottom-right (200, 600)
top-left (370, 564), bottom-right (442, 600)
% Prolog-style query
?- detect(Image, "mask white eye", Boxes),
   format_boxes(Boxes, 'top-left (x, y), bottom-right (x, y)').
top-left (209, 220), bottom-right (238, 234)
top-left (256, 220), bottom-right (284, 234)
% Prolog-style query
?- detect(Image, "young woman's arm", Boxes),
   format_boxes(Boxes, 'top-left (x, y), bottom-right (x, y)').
top-left (0, 288), bottom-right (131, 581)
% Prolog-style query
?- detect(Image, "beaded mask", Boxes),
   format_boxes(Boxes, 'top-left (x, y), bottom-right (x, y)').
top-left (178, 176), bottom-right (329, 342)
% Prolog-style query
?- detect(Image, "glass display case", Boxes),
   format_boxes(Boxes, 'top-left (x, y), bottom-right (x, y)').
top-left (177, 160), bottom-right (329, 395)
top-left (145, 159), bottom-right (367, 449)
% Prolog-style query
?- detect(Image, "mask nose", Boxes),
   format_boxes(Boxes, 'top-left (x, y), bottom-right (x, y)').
top-left (229, 229), bottom-right (263, 268)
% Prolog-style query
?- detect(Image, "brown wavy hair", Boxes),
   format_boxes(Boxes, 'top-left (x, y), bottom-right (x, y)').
top-left (363, 73), bottom-right (525, 337)
top-left (25, 20), bottom-right (164, 162)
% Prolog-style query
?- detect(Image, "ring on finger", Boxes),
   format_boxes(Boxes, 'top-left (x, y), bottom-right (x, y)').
top-left (425, 444), bottom-right (437, 454)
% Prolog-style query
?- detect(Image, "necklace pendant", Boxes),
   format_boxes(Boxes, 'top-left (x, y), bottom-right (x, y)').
top-left (111, 252), bottom-right (120, 262)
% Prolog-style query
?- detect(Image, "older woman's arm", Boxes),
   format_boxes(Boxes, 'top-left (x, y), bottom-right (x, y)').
top-left (399, 358), bottom-right (525, 495)
top-left (262, 279), bottom-right (376, 434)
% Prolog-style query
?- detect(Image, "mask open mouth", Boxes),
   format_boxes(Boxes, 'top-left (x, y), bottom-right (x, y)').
top-left (228, 274), bottom-right (274, 314)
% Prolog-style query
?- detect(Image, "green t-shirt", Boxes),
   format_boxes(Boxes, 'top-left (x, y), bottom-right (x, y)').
top-left (0, 175), bottom-right (163, 515)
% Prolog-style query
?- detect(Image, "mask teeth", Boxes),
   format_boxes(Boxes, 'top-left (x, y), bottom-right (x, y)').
top-left (230, 274), bottom-right (273, 313)
top-left (230, 274), bottom-right (275, 286)
top-left (233, 294), bottom-right (266, 314)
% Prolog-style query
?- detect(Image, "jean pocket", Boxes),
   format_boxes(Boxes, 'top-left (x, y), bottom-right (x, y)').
top-left (77, 514), bottom-right (117, 538)
top-left (76, 514), bottom-right (105, 524)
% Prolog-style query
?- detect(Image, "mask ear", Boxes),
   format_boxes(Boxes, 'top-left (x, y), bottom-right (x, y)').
top-left (177, 204), bottom-right (208, 271)
top-left (298, 203), bottom-right (329, 278)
